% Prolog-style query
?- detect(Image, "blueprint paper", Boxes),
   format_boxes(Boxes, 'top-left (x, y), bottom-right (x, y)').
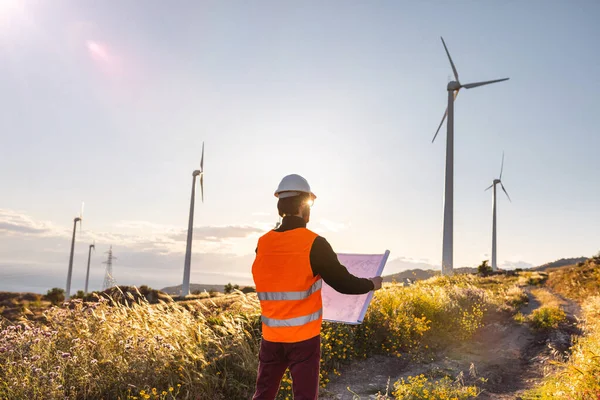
top-left (321, 251), bottom-right (390, 324)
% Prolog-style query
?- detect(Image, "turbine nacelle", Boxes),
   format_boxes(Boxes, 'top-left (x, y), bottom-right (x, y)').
top-left (447, 81), bottom-right (461, 91)
top-left (193, 170), bottom-right (202, 177)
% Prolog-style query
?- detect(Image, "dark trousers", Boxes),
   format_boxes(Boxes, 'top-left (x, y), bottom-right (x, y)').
top-left (252, 335), bottom-right (321, 400)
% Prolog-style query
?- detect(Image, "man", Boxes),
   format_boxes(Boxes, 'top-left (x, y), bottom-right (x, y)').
top-left (251, 174), bottom-right (383, 400)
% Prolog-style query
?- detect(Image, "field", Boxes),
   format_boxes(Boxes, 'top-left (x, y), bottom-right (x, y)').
top-left (1, 260), bottom-right (599, 399)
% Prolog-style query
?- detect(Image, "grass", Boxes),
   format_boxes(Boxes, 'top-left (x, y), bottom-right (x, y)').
top-left (525, 296), bottom-right (600, 399)
top-left (529, 307), bottom-right (567, 330)
top-left (524, 259), bottom-right (600, 399)
top-left (545, 260), bottom-right (600, 302)
top-left (518, 271), bottom-right (549, 287)
top-left (0, 274), bottom-right (528, 399)
top-left (388, 374), bottom-right (483, 400)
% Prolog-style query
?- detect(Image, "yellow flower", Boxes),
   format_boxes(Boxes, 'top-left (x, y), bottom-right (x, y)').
top-left (169, 388), bottom-right (174, 392)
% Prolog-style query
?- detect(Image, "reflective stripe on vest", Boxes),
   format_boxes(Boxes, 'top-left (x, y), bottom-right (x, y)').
top-left (261, 309), bottom-right (323, 327)
top-left (257, 279), bottom-right (322, 301)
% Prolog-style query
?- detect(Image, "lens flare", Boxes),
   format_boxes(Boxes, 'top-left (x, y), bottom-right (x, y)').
top-left (86, 40), bottom-right (109, 61)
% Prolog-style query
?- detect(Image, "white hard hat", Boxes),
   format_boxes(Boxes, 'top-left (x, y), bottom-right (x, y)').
top-left (274, 174), bottom-right (317, 200)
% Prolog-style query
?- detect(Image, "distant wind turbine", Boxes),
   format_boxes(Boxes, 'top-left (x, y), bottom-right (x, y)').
top-left (65, 202), bottom-right (84, 300)
top-left (84, 241), bottom-right (95, 295)
top-left (181, 142), bottom-right (205, 297)
top-left (486, 153), bottom-right (511, 271)
top-left (432, 36), bottom-right (509, 276)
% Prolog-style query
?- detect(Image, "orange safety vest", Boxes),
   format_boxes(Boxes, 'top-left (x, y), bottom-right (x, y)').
top-left (252, 227), bottom-right (322, 343)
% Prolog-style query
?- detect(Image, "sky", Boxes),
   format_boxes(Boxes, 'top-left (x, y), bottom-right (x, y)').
top-left (1, 0), bottom-right (599, 293)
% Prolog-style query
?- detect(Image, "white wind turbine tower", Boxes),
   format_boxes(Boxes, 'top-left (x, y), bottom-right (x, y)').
top-left (65, 202), bottom-right (84, 300)
top-left (181, 142), bottom-right (205, 297)
top-left (84, 241), bottom-right (95, 295)
top-left (432, 37), bottom-right (509, 276)
top-left (486, 153), bottom-right (511, 271)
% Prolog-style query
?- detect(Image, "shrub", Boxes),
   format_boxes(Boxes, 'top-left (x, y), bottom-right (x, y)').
top-left (530, 306), bottom-right (566, 330)
top-left (390, 374), bottom-right (482, 399)
top-left (477, 260), bottom-right (493, 277)
top-left (224, 283), bottom-right (233, 294)
top-left (45, 288), bottom-right (65, 305)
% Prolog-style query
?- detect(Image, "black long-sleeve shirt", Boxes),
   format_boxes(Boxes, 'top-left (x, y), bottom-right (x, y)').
top-left (256, 216), bottom-right (374, 294)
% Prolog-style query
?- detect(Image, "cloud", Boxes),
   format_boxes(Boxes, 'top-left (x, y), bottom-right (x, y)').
top-left (500, 260), bottom-right (534, 270)
top-left (168, 226), bottom-right (264, 242)
top-left (0, 209), bottom-right (66, 237)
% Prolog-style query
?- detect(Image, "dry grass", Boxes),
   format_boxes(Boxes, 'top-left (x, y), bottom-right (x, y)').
top-left (526, 296), bottom-right (600, 398)
top-left (545, 260), bottom-right (600, 303)
top-left (0, 275), bottom-right (527, 400)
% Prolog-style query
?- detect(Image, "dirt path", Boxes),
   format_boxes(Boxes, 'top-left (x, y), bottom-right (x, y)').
top-left (320, 287), bottom-right (581, 399)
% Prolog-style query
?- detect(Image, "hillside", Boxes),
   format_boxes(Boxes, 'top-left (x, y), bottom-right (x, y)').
top-left (382, 267), bottom-right (477, 283)
top-left (160, 283), bottom-right (254, 295)
top-left (544, 258), bottom-right (600, 301)
top-left (534, 257), bottom-right (588, 271)
top-left (160, 283), bottom-right (227, 295)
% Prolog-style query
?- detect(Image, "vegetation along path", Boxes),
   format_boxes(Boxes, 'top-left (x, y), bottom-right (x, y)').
top-left (321, 282), bottom-right (582, 399)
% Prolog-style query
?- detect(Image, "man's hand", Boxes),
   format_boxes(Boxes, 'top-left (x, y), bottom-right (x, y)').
top-left (369, 276), bottom-right (383, 291)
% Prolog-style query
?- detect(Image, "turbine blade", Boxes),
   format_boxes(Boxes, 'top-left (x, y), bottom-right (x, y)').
top-left (441, 37), bottom-right (459, 82)
top-left (462, 78), bottom-right (509, 89)
top-left (485, 183), bottom-right (494, 191)
top-left (432, 108), bottom-right (448, 143)
top-left (501, 182), bottom-right (512, 202)
top-left (432, 91), bottom-right (458, 143)
top-left (200, 142), bottom-right (204, 172)
top-left (499, 151), bottom-right (505, 180)
top-left (200, 174), bottom-right (204, 203)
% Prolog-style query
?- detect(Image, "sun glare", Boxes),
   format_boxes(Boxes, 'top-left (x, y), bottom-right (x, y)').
top-left (0, 0), bottom-right (25, 28)
top-left (86, 40), bottom-right (109, 61)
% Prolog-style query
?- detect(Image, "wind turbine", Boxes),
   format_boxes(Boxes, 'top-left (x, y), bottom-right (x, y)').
top-left (84, 241), bottom-right (95, 295)
top-left (65, 202), bottom-right (84, 300)
top-left (486, 153), bottom-right (511, 271)
top-left (432, 37), bottom-right (509, 276)
top-left (181, 142), bottom-right (204, 297)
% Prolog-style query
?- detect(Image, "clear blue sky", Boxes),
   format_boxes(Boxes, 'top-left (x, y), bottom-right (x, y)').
top-left (1, 1), bottom-right (599, 293)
